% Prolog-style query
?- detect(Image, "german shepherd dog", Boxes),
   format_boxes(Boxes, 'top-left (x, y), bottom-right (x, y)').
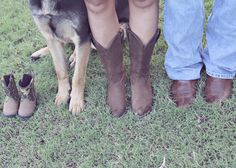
top-left (29, 0), bottom-right (129, 115)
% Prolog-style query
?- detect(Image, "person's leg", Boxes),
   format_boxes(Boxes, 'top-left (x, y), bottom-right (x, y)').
top-left (85, 0), bottom-right (126, 117)
top-left (203, 0), bottom-right (236, 103)
top-left (127, 0), bottom-right (160, 116)
top-left (164, 0), bottom-right (204, 107)
top-left (164, 0), bottom-right (204, 80)
top-left (129, 0), bottom-right (158, 45)
top-left (85, 0), bottom-right (120, 47)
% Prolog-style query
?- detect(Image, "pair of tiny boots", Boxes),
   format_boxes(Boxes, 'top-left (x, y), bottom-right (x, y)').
top-left (93, 28), bottom-right (160, 117)
top-left (2, 74), bottom-right (37, 120)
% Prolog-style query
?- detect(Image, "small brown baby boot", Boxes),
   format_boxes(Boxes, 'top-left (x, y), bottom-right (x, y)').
top-left (18, 74), bottom-right (37, 120)
top-left (1, 74), bottom-right (20, 117)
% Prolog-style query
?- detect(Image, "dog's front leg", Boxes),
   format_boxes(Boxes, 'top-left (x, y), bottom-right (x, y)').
top-left (69, 42), bottom-right (96, 68)
top-left (69, 40), bottom-right (91, 115)
top-left (47, 39), bottom-right (70, 106)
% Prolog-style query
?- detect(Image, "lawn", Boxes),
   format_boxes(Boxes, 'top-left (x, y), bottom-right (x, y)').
top-left (0, 0), bottom-right (236, 167)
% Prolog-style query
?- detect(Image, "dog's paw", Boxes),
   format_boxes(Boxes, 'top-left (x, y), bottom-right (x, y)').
top-left (91, 43), bottom-right (96, 50)
top-left (69, 98), bottom-right (85, 116)
top-left (69, 52), bottom-right (76, 68)
top-left (54, 93), bottom-right (70, 106)
top-left (30, 54), bottom-right (41, 61)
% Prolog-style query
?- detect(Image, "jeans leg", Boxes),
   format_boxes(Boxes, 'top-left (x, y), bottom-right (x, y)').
top-left (204, 0), bottom-right (236, 79)
top-left (164, 0), bottom-right (204, 80)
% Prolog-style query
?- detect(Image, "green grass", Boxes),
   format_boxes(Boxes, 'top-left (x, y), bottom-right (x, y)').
top-left (1, 0), bottom-right (236, 167)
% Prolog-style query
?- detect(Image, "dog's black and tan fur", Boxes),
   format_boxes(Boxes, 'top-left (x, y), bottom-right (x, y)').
top-left (29, 0), bottom-right (129, 115)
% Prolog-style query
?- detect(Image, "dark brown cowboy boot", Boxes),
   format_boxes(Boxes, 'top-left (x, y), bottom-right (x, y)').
top-left (1, 74), bottom-right (20, 117)
top-left (171, 80), bottom-right (198, 107)
top-left (204, 75), bottom-right (233, 103)
top-left (92, 31), bottom-right (126, 117)
top-left (18, 74), bottom-right (37, 120)
top-left (127, 28), bottom-right (161, 116)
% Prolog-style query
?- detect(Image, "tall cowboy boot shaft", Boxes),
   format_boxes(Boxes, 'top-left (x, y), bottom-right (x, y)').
top-left (18, 74), bottom-right (37, 119)
top-left (127, 28), bottom-right (160, 116)
top-left (92, 31), bottom-right (126, 117)
top-left (1, 74), bottom-right (20, 117)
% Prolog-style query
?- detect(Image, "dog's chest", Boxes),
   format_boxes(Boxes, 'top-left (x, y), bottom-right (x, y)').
top-left (51, 18), bottom-right (78, 43)
top-left (41, 0), bottom-right (57, 15)
top-left (29, 0), bottom-right (58, 15)
top-left (30, 0), bottom-right (90, 44)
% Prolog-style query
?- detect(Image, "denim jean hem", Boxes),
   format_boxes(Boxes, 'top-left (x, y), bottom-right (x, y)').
top-left (206, 71), bottom-right (235, 79)
top-left (166, 70), bottom-right (201, 80)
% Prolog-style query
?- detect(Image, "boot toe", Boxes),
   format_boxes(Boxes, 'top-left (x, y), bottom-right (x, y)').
top-left (133, 106), bottom-right (151, 117)
top-left (3, 102), bottom-right (19, 118)
top-left (18, 101), bottom-right (36, 120)
top-left (204, 75), bottom-right (232, 103)
top-left (18, 115), bottom-right (33, 121)
top-left (171, 80), bottom-right (197, 107)
top-left (175, 96), bottom-right (195, 107)
top-left (1, 114), bottom-right (17, 118)
top-left (111, 108), bottom-right (126, 117)
top-left (205, 93), bottom-right (231, 103)
top-left (132, 97), bottom-right (152, 116)
top-left (108, 99), bottom-right (126, 117)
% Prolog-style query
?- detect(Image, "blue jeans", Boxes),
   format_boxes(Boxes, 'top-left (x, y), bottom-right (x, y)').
top-left (164, 0), bottom-right (236, 80)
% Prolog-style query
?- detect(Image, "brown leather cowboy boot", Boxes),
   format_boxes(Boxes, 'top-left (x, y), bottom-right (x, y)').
top-left (204, 75), bottom-right (233, 103)
top-left (1, 74), bottom-right (20, 117)
top-left (92, 31), bottom-right (126, 117)
top-left (171, 80), bottom-right (198, 107)
top-left (18, 74), bottom-right (37, 120)
top-left (127, 28), bottom-right (160, 116)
